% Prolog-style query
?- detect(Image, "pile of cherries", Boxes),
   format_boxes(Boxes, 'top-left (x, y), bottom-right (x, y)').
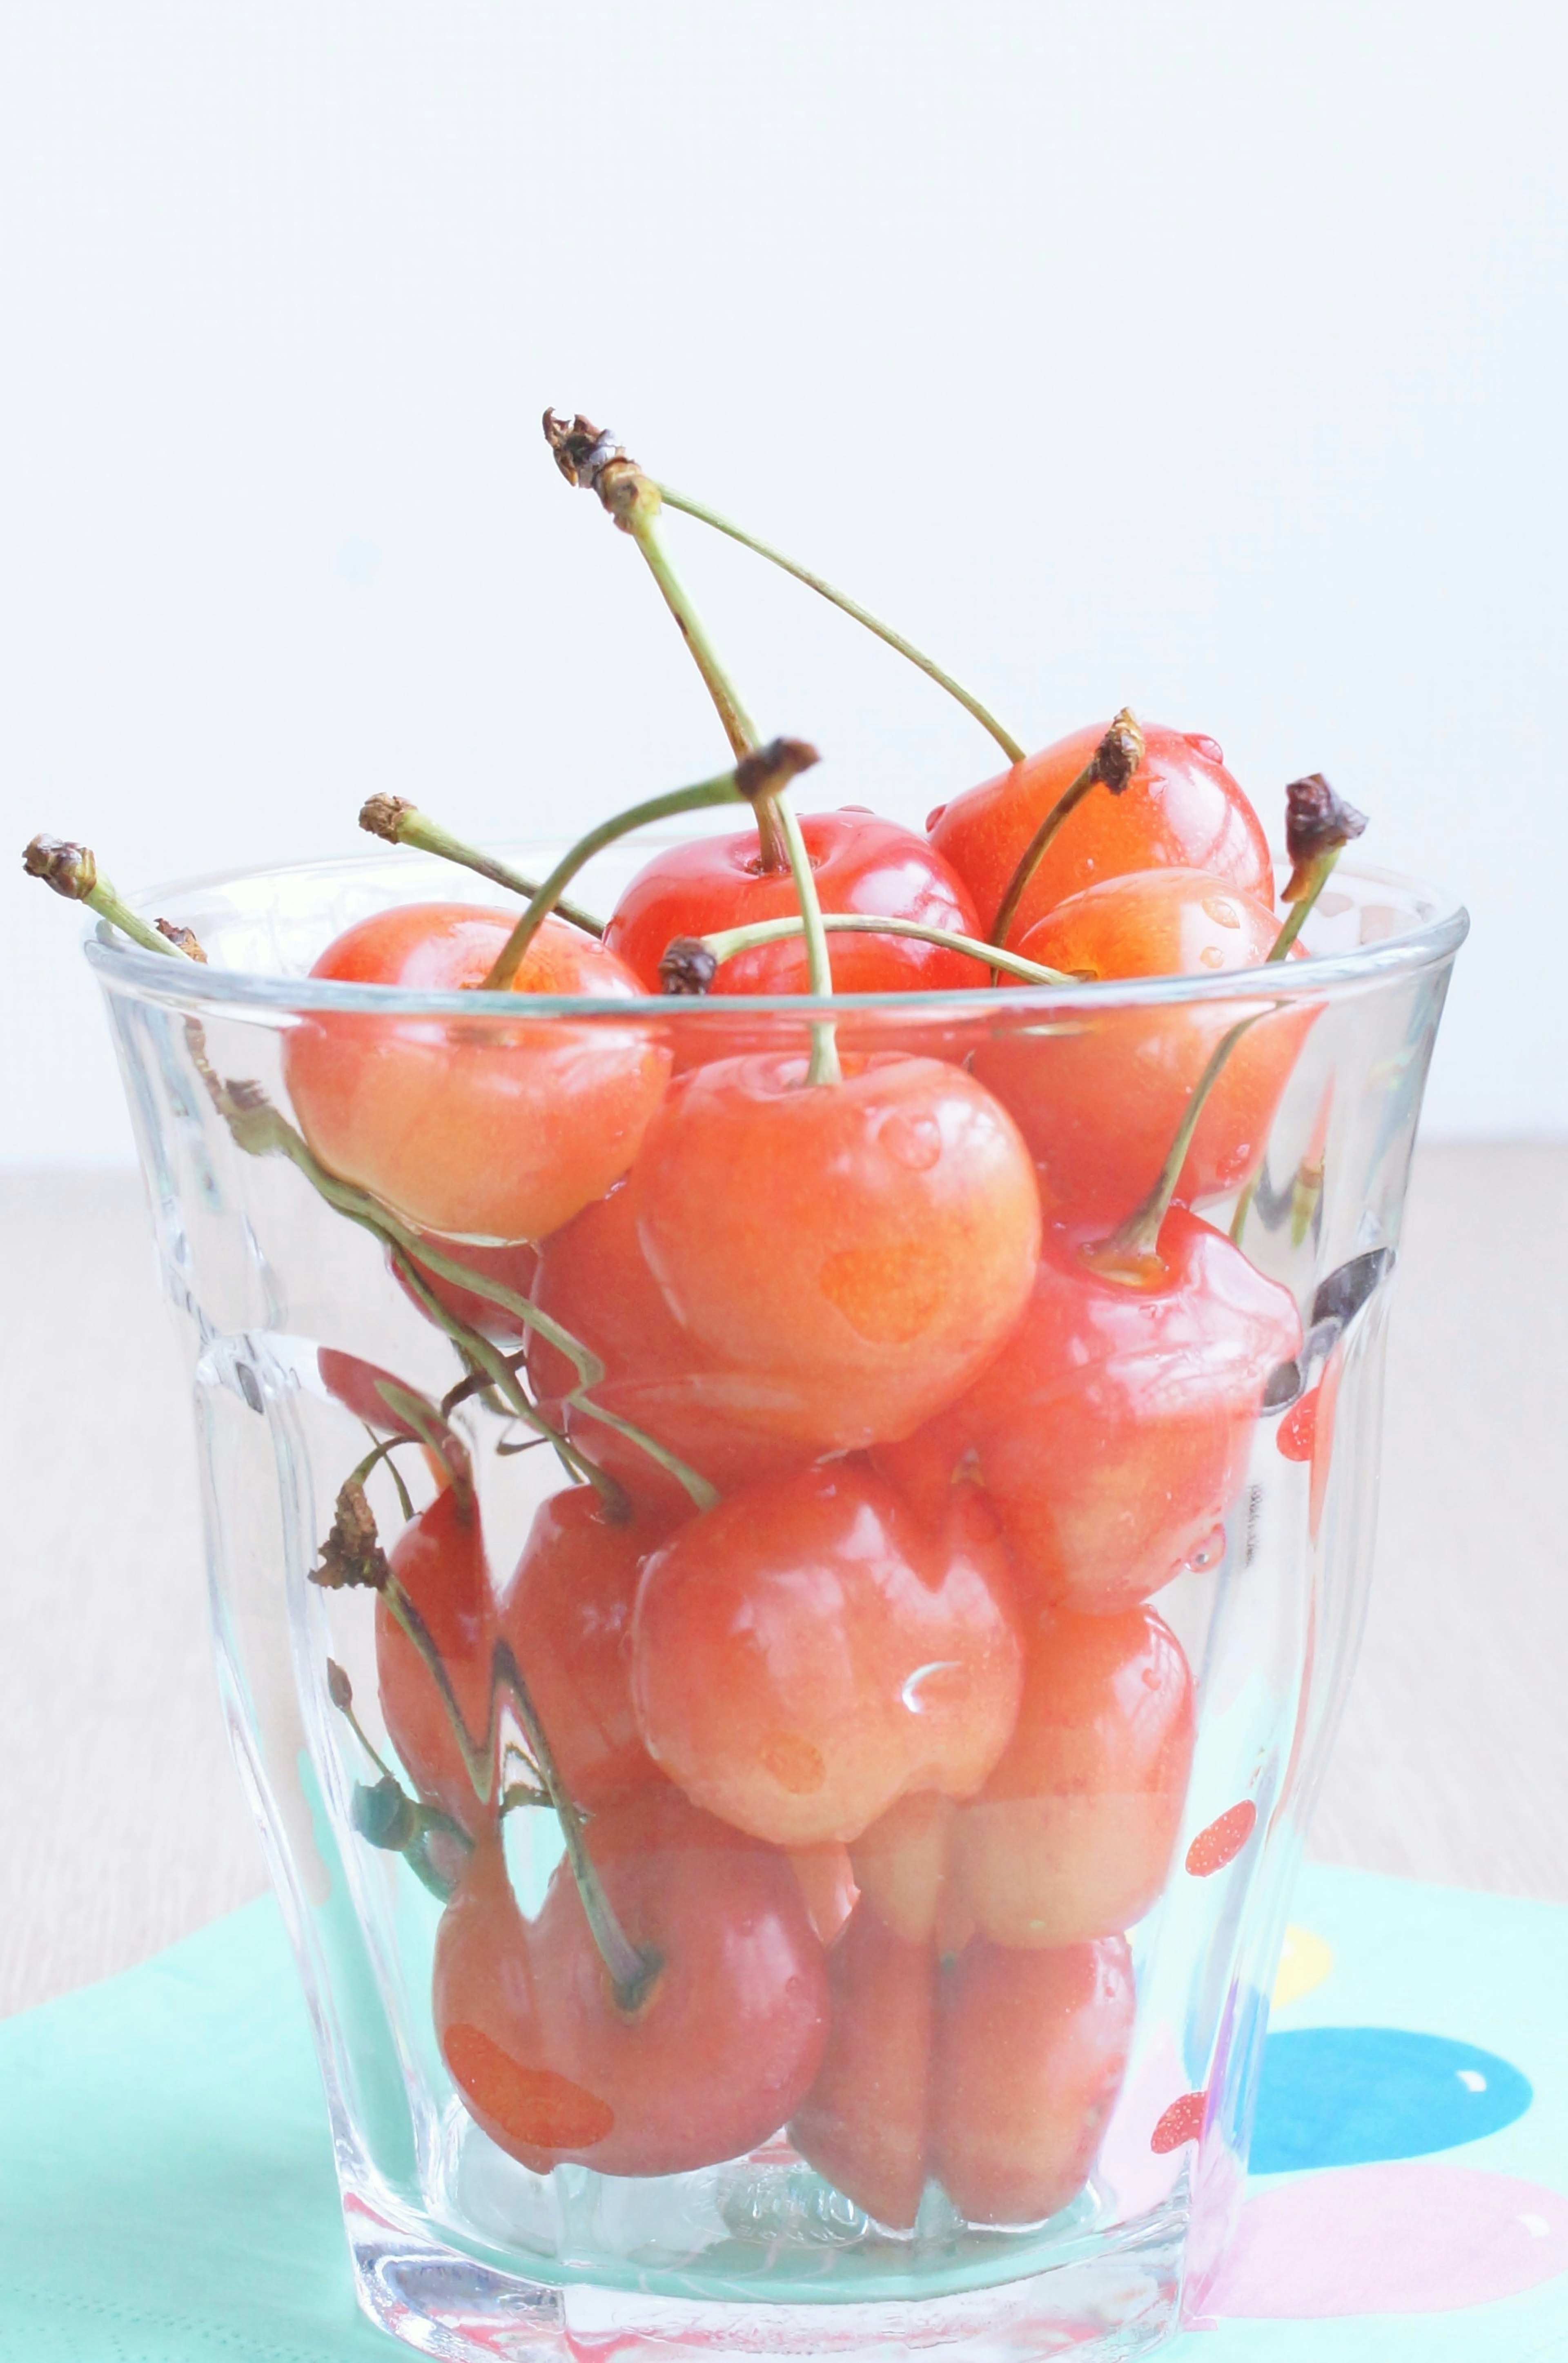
top-left (26, 419), bottom-right (1365, 2234)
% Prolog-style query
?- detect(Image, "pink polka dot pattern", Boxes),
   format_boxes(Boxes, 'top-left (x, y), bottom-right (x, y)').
top-left (1208, 2163), bottom-right (1568, 2319)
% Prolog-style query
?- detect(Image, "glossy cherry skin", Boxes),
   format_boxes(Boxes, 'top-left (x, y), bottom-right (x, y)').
top-left (971, 867), bottom-right (1312, 1227)
top-left (527, 1181), bottom-right (814, 1519)
top-left (956, 1605), bottom-right (1195, 1947)
top-left (604, 809), bottom-right (987, 996)
top-left (631, 1463), bottom-right (1024, 1849)
top-left (789, 1903), bottom-right (936, 2231)
top-left (433, 1789), bottom-right (829, 2178)
top-left (848, 1791), bottom-right (972, 1954)
top-left (630, 1053), bottom-right (1042, 1453)
top-left (930, 1935), bottom-right (1135, 2225)
top-left (878, 1210), bottom-right (1301, 1615)
top-left (376, 1485), bottom-right (497, 1837)
top-left (498, 1488), bottom-right (672, 1813)
top-left (283, 903), bottom-right (669, 1243)
top-left (788, 1843), bottom-right (860, 1948)
top-left (929, 722), bottom-right (1273, 947)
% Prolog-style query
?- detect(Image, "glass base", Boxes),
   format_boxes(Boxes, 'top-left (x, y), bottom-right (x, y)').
top-left (346, 2187), bottom-right (1183, 2363)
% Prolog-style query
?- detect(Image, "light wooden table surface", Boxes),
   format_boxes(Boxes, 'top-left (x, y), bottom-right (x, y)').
top-left (3, 1146), bottom-right (1564, 2018)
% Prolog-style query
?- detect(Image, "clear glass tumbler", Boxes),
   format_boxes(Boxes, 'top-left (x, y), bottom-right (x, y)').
top-left (89, 840), bottom-right (1465, 2362)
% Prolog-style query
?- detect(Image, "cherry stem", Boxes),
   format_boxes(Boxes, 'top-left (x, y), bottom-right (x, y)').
top-left (359, 797), bottom-right (604, 936)
top-left (325, 1658), bottom-right (397, 1782)
top-left (1091, 1010), bottom-right (1272, 1276)
top-left (543, 413), bottom-right (788, 873)
top-left (1229, 848), bottom-right (1347, 1247)
top-left (687, 911), bottom-right (1074, 988)
top-left (655, 486), bottom-right (1027, 765)
top-left (23, 836), bottom-right (198, 961)
top-left (771, 793), bottom-right (842, 1085)
top-left (383, 1577), bottom-right (656, 2005)
top-left (188, 1044), bottom-right (719, 1512)
top-left (479, 767), bottom-right (749, 992)
top-left (987, 711), bottom-right (1146, 955)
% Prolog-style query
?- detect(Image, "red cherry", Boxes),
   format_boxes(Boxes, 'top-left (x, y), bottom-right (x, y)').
top-left (604, 810), bottom-right (987, 996)
top-left (497, 1487), bottom-right (672, 1813)
top-left (527, 1182), bottom-right (813, 1517)
top-left (630, 1053), bottom-right (1042, 1453)
top-left (930, 1936), bottom-right (1135, 2225)
top-left (433, 1789), bottom-right (829, 2178)
top-left (956, 1604), bottom-right (1195, 1947)
top-left (849, 1791), bottom-right (960, 1947)
top-left (881, 1210), bottom-right (1301, 1615)
top-left (971, 867), bottom-right (1313, 1226)
top-left (631, 1464), bottom-right (1024, 1848)
top-left (929, 722), bottom-right (1273, 946)
top-left (393, 1229), bottom-right (540, 1345)
top-left (283, 903), bottom-right (669, 1242)
top-left (375, 1485), bottom-right (497, 1837)
top-left (789, 1903), bottom-right (936, 2230)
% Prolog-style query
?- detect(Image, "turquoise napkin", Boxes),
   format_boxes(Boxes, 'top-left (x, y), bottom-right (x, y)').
top-left (3, 1864), bottom-right (1566, 2360)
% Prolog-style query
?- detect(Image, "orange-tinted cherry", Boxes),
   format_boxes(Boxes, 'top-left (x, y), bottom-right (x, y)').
top-left (956, 1604), bottom-right (1195, 1946)
top-left (527, 1181), bottom-right (813, 1518)
top-left (930, 1935), bottom-right (1135, 2225)
top-left (630, 1052), bottom-right (1041, 1453)
top-left (433, 1788), bottom-right (829, 2178)
top-left (376, 1483), bottom-right (497, 1837)
top-left (788, 1902), bottom-right (935, 2230)
top-left (631, 1463), bottom-right (1023, 1848)
top-left (604, 809), bottom-right (987, 996)
top-left (972, 867), bottom-right (1312, 1226)
top-left (498, 1486), bottom-right (671, 1813)
top-left (787, 1842), bottom-right (860, 1948)
top-left (881, 1209), bottom-right (1301, 1615)
top-left (929, 722), bottom-right (1273, 946)
top-left (848, 1790), bottom-right (960, 1948)
top-left (284, 902), bottom-right (669, 1242)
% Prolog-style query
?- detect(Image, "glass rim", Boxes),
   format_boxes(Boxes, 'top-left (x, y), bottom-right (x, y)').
top-left (84, 844), bottom-right (1469, 1020)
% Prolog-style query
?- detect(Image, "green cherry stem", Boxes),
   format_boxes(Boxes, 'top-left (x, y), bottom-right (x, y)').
top-left (326, 1658), bottom-right (398, 1782)
top-left (675, 912), bottom-right (1075, 989)
top-left (187, 1045), bottom-right (718, 1512)
top-left (655, 485), bottom-right (1027, 766)
top-left (23, 836), bottom-right (197, 960)
top-left (542, 412), bottom-right (789, 874)
top-left (1087, 1010), bottom-right (1272, 1281)
top-left (772, 792), bottom-right (841, 1085)
top-left (1231, 775), bottom-right (1367, 1246)
top-left (479, 739), bottom-right (821, 993)
top-left (988, 711), bottom-right (1146, 955)
top-left (383, 1572), bottom-right (656, 2004)
top-left (479, 766), bottom-right (750, 991)
top-left (359, 797), bottom-right (604, 936)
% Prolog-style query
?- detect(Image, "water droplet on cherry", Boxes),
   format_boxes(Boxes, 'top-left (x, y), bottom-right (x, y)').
top-left (1184, 735), bottom-right (1225, 764)
top-left (878, 1108), bottom-right (943, 1171)
top-left (1202, 895), bottom-right (1241, 929)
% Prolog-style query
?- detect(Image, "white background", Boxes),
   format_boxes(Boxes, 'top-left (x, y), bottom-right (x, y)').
top-left (2, 0), bottom-right (1564, 1162)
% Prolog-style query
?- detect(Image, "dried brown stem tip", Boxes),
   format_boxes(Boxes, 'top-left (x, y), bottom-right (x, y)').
top-left (156, 920), bottom-right (207, 962)
top-left (312, 1479), bottom-right (391, 1592)
top-left (659, 937), bottom-right (719, 996)
top-left (1283, 773), bottom-right (1368, 900)
top-left (734, 737), bottom-right (821, 804)
top-left (1093, 709), bottom-right (1145, 795)
top-left (542, 410), bottom-right (656, 533)
top-left (22, 836), bottom-right (97, 899)
top-left (359, 793), bottom-right (416, 844)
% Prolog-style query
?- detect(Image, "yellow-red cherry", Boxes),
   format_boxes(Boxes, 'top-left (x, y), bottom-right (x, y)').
top-left (971, 866), bottom-right (1312, 1227)
top-left (284, 902), bottom-right (669, 1242)
top-left (630, 1463), bottom-right (1023, 1849)
top-left (433, 1788), bottom-right (829, 2179)
top-left (629, 1052), bottom-right (1042, 1453)
top-left (956, 1604), bottom-right (1195, 1947)
top-left (375, 1484), bottom-right (497, 1838)
top-left (929, 721), bottom-right (1273, 947)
